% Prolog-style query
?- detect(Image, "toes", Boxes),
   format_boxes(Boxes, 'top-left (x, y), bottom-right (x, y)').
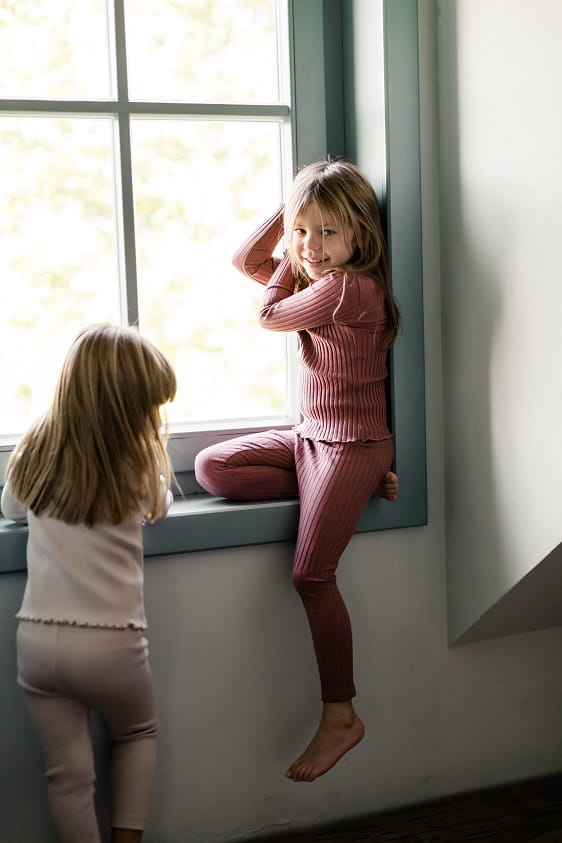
top-left (286, 761), bottom-right (316, 782)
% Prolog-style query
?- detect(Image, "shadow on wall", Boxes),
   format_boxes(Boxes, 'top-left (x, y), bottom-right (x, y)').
top-left (439, 0), bottom-right (562, 644)
top-left (438, 0), bottom-right (507, 644)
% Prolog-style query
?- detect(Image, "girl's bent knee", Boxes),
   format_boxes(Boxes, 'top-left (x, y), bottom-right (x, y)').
top-left (292, 570), bottom-right (333, 598)
top-left (194, 449), bottom-right (224, 496)
top-left (291, 570), bottom-right (306, 594)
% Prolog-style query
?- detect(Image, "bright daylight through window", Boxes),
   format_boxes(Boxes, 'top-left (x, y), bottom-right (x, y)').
top-left (0, 0), bottom-right (295, 454)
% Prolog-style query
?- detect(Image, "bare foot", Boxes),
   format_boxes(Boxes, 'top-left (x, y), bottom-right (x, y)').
top-left (285, 703), bottom-right (365, 783)
top-left (375, 471), bottom-right (398, 502)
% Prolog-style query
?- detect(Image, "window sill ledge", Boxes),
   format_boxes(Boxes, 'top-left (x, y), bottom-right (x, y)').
top-left (0, 492), bottom-right (420, 574)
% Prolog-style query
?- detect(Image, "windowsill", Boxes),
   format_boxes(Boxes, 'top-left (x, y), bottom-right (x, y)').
top-left (0, 492), bottom-right (422, 575)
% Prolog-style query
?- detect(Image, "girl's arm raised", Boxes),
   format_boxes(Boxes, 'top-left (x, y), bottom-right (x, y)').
top-left (232, 206), bottom-right (285, 285)
top-left (259, 269), bottom-right (381, 333)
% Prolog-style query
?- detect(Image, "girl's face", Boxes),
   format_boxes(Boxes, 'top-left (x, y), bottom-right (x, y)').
top-left (291, 203), bottom-right (355, 281)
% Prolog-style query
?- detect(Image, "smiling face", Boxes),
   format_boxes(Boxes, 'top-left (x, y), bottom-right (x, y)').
top-left (291, 203), bottom-right (355, 281)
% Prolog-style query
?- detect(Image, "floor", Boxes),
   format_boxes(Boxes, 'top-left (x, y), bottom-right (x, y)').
top-left (250, 774), bottom-right (562, 843)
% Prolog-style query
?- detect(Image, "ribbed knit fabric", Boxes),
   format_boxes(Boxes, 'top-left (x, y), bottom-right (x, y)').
top-left (195, 429), bottom-right (394, 701)
top-left (196, 209), bottom-right (397, 702)
top-left (292, 435), bottom-right (394, 701)
top-left (233, 207), bottom-right (392, 443)
top-left (1, 479), bottom-right (172, 629)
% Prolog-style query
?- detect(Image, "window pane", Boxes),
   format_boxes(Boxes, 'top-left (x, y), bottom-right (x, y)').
top-left (131, 118), bottom-right (287, 424)
top-left (0, 0), bottom-right (112, 100)
top-left (125, 0), bottom-right (280, 104)
top-left (0, 116), bottom-right (121, 435)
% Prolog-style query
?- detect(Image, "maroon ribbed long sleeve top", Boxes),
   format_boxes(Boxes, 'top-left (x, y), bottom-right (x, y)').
top-left (233, 207), bottom-right (392, 443)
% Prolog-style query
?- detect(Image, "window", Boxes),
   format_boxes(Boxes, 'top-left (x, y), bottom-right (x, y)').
top-left (1, 0), bottom-right (427, 567)
top-left (0, 0), bottom-right (305, 472)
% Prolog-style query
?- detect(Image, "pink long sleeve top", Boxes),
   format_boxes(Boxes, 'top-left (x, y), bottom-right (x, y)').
top-left (233, 208), bottom-right (392, 443)
top-left (2, 478), bottom-right (172, 630)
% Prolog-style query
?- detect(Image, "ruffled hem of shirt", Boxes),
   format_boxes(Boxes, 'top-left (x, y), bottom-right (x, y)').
top-left (295, 424), bottom-right (393, 444)
top-left (16, 613), bottom-right (146, 631)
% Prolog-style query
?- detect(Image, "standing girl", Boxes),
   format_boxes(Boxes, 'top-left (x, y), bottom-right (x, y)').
top-left (195, 159), bottom-right (400, 783)
top-left (2, 324), bottom-right (176, 842)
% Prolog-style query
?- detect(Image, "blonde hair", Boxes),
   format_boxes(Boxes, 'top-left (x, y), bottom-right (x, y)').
top-left (7, 324), bottom-right (177, 526)
top-left (284, 159), bottom-right (401, 348)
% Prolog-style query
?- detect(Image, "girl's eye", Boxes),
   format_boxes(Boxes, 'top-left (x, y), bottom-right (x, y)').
top-left (323, 229), bottom-right (335, 237)
top-left (294, 228), bottom-right (306, 235)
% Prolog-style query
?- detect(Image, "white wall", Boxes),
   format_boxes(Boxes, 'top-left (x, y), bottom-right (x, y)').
top-left (3, 540), bottom-right (561, 842)
top-left (1, 2), bottom-right (561, 842)
top-left (438, 0), bottom-right (562, 640)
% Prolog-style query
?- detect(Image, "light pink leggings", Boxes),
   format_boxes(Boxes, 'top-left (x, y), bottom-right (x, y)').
top-left (17, 622), bottom-right (157, 842)
top-left (195, 429), bottom-right (393, 703)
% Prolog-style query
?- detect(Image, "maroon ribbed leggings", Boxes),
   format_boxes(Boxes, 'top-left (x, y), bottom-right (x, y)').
top-left (194, 430), bottom-right (393, 702)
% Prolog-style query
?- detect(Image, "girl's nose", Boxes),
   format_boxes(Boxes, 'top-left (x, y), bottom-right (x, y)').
top-left (305, 233), bottom-right (321, 251)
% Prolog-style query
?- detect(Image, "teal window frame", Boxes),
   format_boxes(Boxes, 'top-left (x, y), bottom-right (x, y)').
top-left (0, 0), bottom-right (426, 573)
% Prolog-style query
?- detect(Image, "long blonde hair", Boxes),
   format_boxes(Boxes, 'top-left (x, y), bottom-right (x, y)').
top-left (284, 159), bottom-right (401, 348)
top-left (7, 324), bottom-right (177, 526)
